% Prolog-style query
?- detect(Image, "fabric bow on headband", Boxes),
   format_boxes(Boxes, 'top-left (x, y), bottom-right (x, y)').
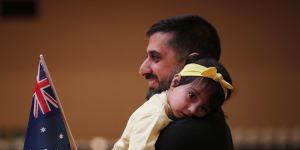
top-left (179, 63), bottom-right (233, 99)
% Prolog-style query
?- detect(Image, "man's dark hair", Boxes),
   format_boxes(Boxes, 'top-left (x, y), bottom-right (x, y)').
top-left (178, 58), bottom-right (232, 112)
top-left (147, 14), bottom-right (221, 61)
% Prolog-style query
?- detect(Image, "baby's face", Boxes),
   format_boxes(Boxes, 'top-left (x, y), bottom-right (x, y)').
top-left (167, 82), bottom-right (211, 118)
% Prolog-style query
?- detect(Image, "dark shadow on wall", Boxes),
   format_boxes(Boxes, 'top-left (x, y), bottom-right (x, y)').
top-left (0, 0), bottom-right (38, 19)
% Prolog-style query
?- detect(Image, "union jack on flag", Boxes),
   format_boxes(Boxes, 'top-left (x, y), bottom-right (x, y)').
top-left (32, 62), bottom-right (59, 118)
top-left (24, 56), bottom-right (72, 150)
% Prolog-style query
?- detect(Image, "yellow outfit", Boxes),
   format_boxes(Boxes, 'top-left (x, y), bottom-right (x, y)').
top-left (112, 91), bottom-right (172, 150)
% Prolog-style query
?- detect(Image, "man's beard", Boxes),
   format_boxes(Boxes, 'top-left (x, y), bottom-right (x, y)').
top-left (144, 65), bottom-right (182, 100)
top-left (145, 78), bottom-right (171, 100)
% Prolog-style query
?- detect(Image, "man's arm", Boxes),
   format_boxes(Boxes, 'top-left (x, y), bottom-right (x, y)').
top-left (155, 111), bottom-right (234, 150)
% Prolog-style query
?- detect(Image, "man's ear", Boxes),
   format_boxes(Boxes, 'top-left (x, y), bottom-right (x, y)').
top-left (187, 52), bottom-right (200, 63)
top-left (188, 52), bottom-right (200, 57)
top-left (171, 74), bottom-right (181, 87)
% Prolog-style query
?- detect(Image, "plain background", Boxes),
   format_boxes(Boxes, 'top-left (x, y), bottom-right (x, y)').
top-left (0, 1), bottom-right (299, 141)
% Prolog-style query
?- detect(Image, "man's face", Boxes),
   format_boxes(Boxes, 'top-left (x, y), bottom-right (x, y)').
top-left (139, 32), bottom-right (185, 99)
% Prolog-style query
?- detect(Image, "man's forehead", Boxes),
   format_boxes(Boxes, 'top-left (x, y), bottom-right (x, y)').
top-left (147, 32), bottom-right (183, 61)
top-left (148, 32), bottom-right (173, 48)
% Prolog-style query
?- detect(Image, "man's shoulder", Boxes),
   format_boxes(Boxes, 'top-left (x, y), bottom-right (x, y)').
top-left (155, 111), bottom-right (234, 150)
top-left (165, 111), bottom-right (228, 134)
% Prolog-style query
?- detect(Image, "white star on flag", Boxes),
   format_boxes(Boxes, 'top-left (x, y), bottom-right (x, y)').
top-left (40, 127), bottom-right (46, 133)
top-left (59, 133), bottom-right (64, 139)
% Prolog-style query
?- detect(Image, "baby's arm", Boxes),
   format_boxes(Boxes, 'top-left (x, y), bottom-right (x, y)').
top-left (128, 112), bottom-right (170, 150)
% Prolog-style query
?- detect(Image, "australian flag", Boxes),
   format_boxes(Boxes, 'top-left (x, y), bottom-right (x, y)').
top-left (24, 57), bottom-right (71, 150)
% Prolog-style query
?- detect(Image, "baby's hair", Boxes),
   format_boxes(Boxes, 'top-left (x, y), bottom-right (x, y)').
top-left (178, 58), bottom-right (233, 112)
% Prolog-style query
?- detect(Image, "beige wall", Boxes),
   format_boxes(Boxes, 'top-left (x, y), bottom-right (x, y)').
top-left (0, 1), bottom-right (299, 140)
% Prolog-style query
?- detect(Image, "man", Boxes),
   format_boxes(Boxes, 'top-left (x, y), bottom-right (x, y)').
top-left (139, 14), bottom-right (234, 149)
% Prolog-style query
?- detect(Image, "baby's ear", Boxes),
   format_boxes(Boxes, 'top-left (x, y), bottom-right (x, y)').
top-left (171, 74), bottom-right (181, 87)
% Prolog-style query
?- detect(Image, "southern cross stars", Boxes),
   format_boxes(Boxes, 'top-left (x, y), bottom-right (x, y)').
top-left (40, 127), bottom-right (46, 133)
top-left (40, 127), bottom-right (64, 140)
top-left (59, 133), bottom-right (64, 139)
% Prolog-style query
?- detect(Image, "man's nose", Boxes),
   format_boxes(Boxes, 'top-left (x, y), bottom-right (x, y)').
top-left (139, 59), bottom-right (152, 76)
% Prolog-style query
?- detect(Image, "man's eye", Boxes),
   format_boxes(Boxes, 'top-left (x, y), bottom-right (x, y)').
top-left (150, 54), bottom-right (160, 62)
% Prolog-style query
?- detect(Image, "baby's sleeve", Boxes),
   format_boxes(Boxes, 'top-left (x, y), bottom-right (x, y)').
top-left (128, 112), bottom-right (170, 150)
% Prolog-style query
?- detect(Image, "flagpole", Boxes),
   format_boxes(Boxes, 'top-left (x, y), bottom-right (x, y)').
top-left (39, 54), bottom-right (78, 150)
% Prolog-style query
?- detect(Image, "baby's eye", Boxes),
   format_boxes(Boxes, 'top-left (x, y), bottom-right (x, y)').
top-left (198, 106), bottom-right (209, 114)
top-left (188, 92), bottom-right (196, 100)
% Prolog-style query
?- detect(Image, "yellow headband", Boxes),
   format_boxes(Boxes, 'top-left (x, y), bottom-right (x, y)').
top-left (179, 63), bottom-right (233, 99)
